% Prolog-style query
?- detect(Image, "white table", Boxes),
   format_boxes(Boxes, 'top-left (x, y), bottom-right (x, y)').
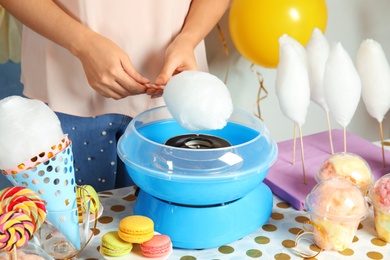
top-left (78, 186), bottom-right (390, 260)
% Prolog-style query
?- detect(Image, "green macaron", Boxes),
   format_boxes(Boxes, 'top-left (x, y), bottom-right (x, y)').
top-left (101, 231), bottom-right (133, 257)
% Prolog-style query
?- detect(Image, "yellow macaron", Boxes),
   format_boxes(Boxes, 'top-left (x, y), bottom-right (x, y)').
top-left (118, 215), bottom-right (154, 243)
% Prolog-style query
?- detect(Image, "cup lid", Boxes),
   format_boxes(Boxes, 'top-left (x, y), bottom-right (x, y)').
top-left (316, 152), bottom-right (373, 192)
top-left (368, 173), bottom-right (390, 213)
top-left (305, 177), bottom-right (368, 220)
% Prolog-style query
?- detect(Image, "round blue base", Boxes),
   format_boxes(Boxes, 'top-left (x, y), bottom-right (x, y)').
top-left (134, 182), bottom-right (273, 249)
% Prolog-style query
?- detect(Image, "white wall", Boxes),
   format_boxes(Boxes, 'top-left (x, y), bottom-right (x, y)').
top-left (205, 0), bottom-right (390, 142)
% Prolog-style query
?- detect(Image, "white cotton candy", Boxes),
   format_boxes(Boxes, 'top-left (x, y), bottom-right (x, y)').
top-left (356, 39), bottom-right (390, 122)
top-left (306, 28), bottom-right (330, 112)
top-left (323, 42), bottom-right (362, 128)
top-left (275, 43), bottom-right (310, 127)
top-left (0, 96), bottom-right (64, 169)
top-left (163, 71), bottom-right (233, 131)
top-left (278, 34), bottom-right (309, 69)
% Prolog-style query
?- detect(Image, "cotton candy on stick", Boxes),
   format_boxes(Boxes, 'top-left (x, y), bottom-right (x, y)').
top-left (275, 41), bottom-right (311, 184)
top-left (306, 28), bottom-right (334, 155)
top-left (356, 39), bottom-right (390, 167)
top-left (278, 34), bottom-right (310, 166)
top-left (324, 42), bottom-right (362, 152)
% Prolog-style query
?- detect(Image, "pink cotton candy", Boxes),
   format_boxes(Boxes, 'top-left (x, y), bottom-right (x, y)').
top-left (370, 174), bottom-right (390, 211)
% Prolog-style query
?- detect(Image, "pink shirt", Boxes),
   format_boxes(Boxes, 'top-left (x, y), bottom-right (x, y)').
top-left (20, 0), bottom-right (208, 117)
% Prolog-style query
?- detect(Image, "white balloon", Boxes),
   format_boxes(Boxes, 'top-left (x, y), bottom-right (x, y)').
top-left (163, 71), bottom-right (233, 131)
top-left (306, 28), bottom-right (330, 112)
top-left (275, 42), bottom-right (310, 127)
top-left (324, 42), bottom-right (362, 128)
top-left (0, 96), bottom-right (64, 169)
top-left (356, 39), bottom-right (390, 122)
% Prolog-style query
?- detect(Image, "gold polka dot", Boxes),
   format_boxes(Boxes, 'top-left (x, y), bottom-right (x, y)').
top-left (99, 191), bottom-right (114, 196)
top-left (110, 205), bottom-right (126, 212)
top-left (295, 216), bottom-right (310, 224)
top-left (98, 216), bottom-right (113, 224)
top-left (254, 236), bottom-right (270, 244)
top-left (123, 194), bottom-right (136, 202)
top-left (366, 251), bottom-right (384, 259)
top-left (262, 224), bottom-right (277, 232)
top-left (271, 212), bottom-right (284, 220)
top-left (352, 235), bottom-right (359, 243)
top-left (288, 227), bottom-right (303, 235)
top-left (246, 249), bottom-right (262, 257)
top-left (276, 202), bottom-right (291, 209)
top-left (180, 256), bottom-right (196, 260)
top-left (371, 238), bottom-right (387, 246)
top-left (357, 222), bottom-right (363, 230)
top-left (274, 253), bottom-right (291, 260)
top-left (218, 245), bottom-right (234, 254)
top-left (91, 228), bottom-right (100, 236)
top-left (338, 248), bottom-right (354, 256)
top-left (282, 239), bottom-right (296, 248)
top-left (309, 243), bottom-right (321, 252)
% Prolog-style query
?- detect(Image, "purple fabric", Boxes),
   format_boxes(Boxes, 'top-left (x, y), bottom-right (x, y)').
top-left (264, 129), bottom-right (390, 210)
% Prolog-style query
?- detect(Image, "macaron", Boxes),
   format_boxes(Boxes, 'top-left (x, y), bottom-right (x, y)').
top-left (101, 231), bottom-right (133, 257)
top-left (118, 215), bottom-right (154, 243)
top-left (140, 234), bottom-right (172, 258)
top-left (76, 184), bottom-right (100, 213)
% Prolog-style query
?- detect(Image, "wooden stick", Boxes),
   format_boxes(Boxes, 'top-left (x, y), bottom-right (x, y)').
top-left (292, 124), bottom-right (297, 165)
top-left (379, 121), bottom-right (386, 168)
top-left (326, 111), bottom-right (334, 155)
top-left (343, 127), bottom-right (347, 152)
top-left (299, 126), bottom-right (307, 185)
top-left (8, 248), bottom-right (17, 260)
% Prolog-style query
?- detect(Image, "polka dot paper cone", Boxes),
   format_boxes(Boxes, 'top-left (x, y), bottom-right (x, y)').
top-left (3, 142), bottom-right (81, 249)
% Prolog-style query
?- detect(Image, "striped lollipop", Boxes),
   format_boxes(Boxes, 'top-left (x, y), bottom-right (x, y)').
top-left (0, 211), bottom-right (34, 251)
top-left (0, 187), bottom-right (46, 233)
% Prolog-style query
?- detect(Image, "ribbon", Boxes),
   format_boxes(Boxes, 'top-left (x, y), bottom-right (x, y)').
top-left (292, 221), bottom-right (324, 259)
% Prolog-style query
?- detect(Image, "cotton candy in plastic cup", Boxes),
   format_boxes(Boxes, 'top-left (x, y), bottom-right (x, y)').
top-left (368, 173), bottom-right (390, 243)
top-left (305, 178), bottom-right (368, 251)
top-left (316, 152), bottom-right (373, 195)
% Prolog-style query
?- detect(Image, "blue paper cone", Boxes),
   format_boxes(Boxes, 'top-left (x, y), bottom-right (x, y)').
top-left (4, 143), bottom-right (81, 249)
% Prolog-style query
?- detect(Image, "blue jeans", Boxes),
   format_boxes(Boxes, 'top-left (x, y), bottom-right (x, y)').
top-left (55, 112), bottom-right (134, 192)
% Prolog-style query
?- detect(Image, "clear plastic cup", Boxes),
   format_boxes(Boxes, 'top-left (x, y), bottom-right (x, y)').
top-left (368, 173), bottom-right (390, 243)
top-left (316, 152), bottom-right (373, 195)
top-left (305, 177), bottom-right (368, 251)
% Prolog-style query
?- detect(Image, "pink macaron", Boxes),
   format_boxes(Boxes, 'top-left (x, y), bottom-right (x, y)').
top-left (140, 234), bottom-right (171, 258)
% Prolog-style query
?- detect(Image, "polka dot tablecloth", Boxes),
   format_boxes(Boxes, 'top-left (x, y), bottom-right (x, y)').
top-left (78, 186), bottom-right (389, 260)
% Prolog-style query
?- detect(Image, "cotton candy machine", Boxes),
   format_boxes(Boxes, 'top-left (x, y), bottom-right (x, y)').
top-left (117, 106), bottom-right (278, 249)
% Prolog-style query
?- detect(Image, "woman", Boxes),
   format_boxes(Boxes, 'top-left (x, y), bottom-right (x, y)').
top-left (0, 0), bottom-right (230, 191)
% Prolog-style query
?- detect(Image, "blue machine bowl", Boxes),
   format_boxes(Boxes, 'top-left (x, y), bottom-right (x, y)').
top-left (117, 106), bottom-right (278, 205)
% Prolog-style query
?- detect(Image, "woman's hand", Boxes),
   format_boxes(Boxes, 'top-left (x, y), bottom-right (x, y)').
top-left (76, 32), bottom-right (150, 100)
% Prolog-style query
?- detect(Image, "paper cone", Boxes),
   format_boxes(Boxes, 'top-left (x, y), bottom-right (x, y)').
top-left (3, 143), bottom-right (81, 249)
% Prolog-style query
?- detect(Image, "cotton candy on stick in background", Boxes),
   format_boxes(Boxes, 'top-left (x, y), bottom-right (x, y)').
top-left (306, 28), bottom-right (334, 155)
top-left (356, 39), bottom-right (390, 168)
top-left (324, 42), bottom-right (362, 152)
top-left (163, 70), bottom-right (233, 131)
top-left (278, 35), bottom-right (310, 165)
top-left (275, 41), bottom-right (311, 184)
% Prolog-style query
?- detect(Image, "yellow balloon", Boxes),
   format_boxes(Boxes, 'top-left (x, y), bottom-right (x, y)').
top-left (229, 0), bottom-right (327, 68)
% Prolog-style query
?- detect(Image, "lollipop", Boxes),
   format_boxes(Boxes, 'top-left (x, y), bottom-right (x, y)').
top-left (0, 187), bottom-right (46, 233)
top-left (0, 211), bottom-right (34, 251)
